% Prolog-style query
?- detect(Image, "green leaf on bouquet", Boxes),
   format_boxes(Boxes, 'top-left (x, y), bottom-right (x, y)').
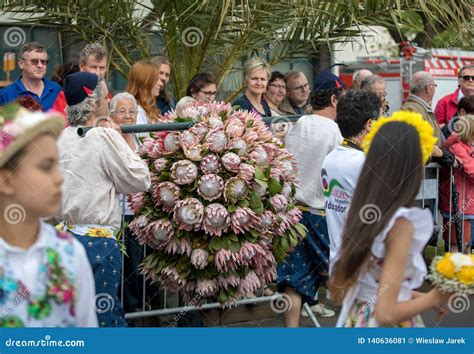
top-left (227, 204), bottom-right (238, 213)
top-left (254, 178), bottom-right (268, 190)
top-left (159, 171), bottom-right (170, 181)
top-left (264, 167), bottom-right (271, 179)
top-left (248, 190), bottom-right (264, 214)
top-left (218, 289), bottom-right (228, 303)
top-left (268, 177), bottom-right (282, 196)
top-left (254, 166), bottom-right (266, 181)
top-left (238, 199), bottom-right (250, 207)
top-left (294, 223), bottom-right (307, 238)
top-left (229, 240), bottom-right (241, 253)
top-left (209, 237), bottom-right (224, 252)
top-left (246, 120), bottom-right (254, 128)
top-left (176, 117), bottom-right (193, 122)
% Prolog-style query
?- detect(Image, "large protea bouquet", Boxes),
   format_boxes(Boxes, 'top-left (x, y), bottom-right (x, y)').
top-left (128, 101), bottom-right (306, 304)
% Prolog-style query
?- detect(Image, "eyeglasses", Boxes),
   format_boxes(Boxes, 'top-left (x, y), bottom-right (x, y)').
top-left (289, 83), bottom-right (309, 92)
top-left (428, 83), bottom-right (438, 88)
top-left (269, 84), bottom-right (286, 90)
top-left (459, 75), bottom-right (474, 81)
top-left (114, 109), bottom-right (137, 116)
top-left (199, 90), bottom-right (217, 97)
top-left (21, 58), bottom-right (48, 66)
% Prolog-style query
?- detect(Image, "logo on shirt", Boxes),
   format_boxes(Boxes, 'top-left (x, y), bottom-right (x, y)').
top-left (322, 169), bottom-right (349, 213)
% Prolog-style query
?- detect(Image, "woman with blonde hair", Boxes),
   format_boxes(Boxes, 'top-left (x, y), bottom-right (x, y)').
top-left (233, 57), bottom-right (272, 117)
top-left (126, 60), bottom-right (162, 125)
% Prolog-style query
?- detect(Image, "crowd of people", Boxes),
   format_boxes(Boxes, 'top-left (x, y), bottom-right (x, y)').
top-left (0, 40), bottom-right (473, 328)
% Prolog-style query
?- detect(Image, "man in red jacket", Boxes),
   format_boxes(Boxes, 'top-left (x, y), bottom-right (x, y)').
top-left (435, 65), bottom-right (474, 127)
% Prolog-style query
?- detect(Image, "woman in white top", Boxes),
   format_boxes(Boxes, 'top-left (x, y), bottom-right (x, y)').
top-left (110, 92), bottom-right (140, 151)
top-left (330, 114), bottom-right (452, 327)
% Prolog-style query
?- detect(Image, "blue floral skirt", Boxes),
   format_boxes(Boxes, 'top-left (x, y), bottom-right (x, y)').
top-left (276, 211), bottom-right (330, 305)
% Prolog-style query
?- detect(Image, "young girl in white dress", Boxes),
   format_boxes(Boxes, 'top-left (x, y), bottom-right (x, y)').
top-left (330, 112), bottom-right (452, 327)
top-left (0, 105), bottom-right (97, 327)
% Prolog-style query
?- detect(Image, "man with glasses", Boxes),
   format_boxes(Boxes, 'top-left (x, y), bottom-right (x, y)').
top-left (435, 65), bottom-right (474, 127)
top-left (279, 70), bottom-right (312, 116)
top-left (0, 42), bottom-right (61, 110)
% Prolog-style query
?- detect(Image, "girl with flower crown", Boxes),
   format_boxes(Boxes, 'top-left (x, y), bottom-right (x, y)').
top-left (330, 111), bottom-right (453, 327)
top-left (0, 105), bottom-right (97, 327)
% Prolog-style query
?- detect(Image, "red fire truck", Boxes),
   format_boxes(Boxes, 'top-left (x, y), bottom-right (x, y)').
top-left (339, 45), bottom-right (474, 114)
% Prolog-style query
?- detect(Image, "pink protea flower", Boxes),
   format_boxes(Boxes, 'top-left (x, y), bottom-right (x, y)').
top-left (221, 152), bottom-right (241, 172)
top-left (238, 270), bottom-right (261, 295)
top-left (153, 158), bottom-right (168, 174)
top-left (257, 210), bottom-right (276, 231)
top-left (249, 146), bottom-right (268, 166)
top-left (287, 207), bottom-right (303, 224)
top-left (238, 163), bottom-right (255, 181)
top-left (161, 266), bottom-right (186, 289)
top-left (214, 249), bottom-right (241, 272)
top-left (127, 192), bottom-right (145, 214)
top-left (242, 130), bottom-right (259, 146)
top-left (253, 249), bottom-right (277, 284)
top-left (189, 122), bottom-right (209, 140)
top-left (269, 166), bottom-right (285, 180)
top-left (281, 159), bottom-right (294, 178)
top-left (224, 177), bottom-right (248, 203)
top-left (179, 131), bottom-right (200, 149)
top-left (225, 117), bottom-right (245, 139)
top-left (183, 145), bottom-right (203, 161)
top-left (239, 241), bottom-right (265, 263)
top-left (229, 139), bottom-right (248, 156)
top-left (152, 182), bottom-right (180, 211)
top-left (162, 132), bottom-right (181, 154)
top-left (217, 274), bottom-right (241, 290)
top-left (173, 198), bottom-right (204, 231)
top-left (252, 181), bottom-right (267, 197)
top-left (230, 207), bottom-right (258, 234)
top-left (281, 182), bottom-right (292, 198)
top-left (205, 128), bottom-right (227, 153)
top-left (196, 279), bottom-right (219, 297)
top-left (164, 238), bottom-right (192, 257)
top-left (128, 214), bottom-right (150, 244)
top-left (190, 249), bottom-right (209, 269)
top-left (208, 114), bottom-right (224, 129)
top-left (200, 154), bottom-right (221, 174)
top-left (170, 160), bottom-right (198, 185)
top-left (145, 219), bottom-right (174, 249)
top-left (275, 213), bottom-right (292, 236)
top-left (269, 194), bottom-right (288, 213)
top-left (202, 203), bottom-right (230, 236)
top-left (140, 138), bottom-right (162, 159)
top-left (198, 174), bottom-right (224, 201)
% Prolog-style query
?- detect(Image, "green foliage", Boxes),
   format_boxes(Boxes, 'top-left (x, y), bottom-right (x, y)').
top-left (2, 0), bottom-right (471, 99)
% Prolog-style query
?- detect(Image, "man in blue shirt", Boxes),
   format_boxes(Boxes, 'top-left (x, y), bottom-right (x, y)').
top-left (0, 42), bottom-right (61, 110)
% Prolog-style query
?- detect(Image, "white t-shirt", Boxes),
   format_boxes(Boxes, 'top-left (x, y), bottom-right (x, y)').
top-left (322, 145), bottom-right (365, 273)
top-left (285, 114), bottom-right (342, 210)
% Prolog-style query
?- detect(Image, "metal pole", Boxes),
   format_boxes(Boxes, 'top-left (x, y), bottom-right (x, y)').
top-left (77, 115), bottom-right (303, 137)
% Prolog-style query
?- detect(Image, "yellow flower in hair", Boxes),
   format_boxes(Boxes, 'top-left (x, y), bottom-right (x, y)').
top-left (361, 111), bottom-right (437, 164)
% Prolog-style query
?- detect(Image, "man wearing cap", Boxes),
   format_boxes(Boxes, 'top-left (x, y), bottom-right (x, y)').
top-left (57, 72), bottom-right (151, 327)
top-left (279, 70), bottom-right (312, 116)
top-left (0, 42), bottom-right (61, 110)
top-left (277, 69), bottom-right (346, 326)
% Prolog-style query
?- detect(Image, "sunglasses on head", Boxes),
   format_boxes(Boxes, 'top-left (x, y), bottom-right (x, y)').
top-left (21, 58), bottom-right (49, 66)
top-left (459, 75), bottom-right (474, 81)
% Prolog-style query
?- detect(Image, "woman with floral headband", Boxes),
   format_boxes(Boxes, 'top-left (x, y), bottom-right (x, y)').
top-left (0, 104), bottom-right (97, 327)
top-left (330, 111), bottom-right (453, 327)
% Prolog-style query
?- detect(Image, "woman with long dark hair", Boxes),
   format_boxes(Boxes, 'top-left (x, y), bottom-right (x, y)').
top-left (330, 112), bottom-right (452, 327)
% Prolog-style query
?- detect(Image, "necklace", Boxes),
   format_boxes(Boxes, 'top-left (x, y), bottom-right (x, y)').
top-left (341, 138), bottom-right (363, 151)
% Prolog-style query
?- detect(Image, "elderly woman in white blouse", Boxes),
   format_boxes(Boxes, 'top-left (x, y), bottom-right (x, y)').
top-left (58, 72), bottom-right (151, 327)
top-left (110, 92), bottom-right (141, 151)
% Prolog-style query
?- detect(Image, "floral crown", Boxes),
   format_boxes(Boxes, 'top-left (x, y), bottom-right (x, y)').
top-left (0, 103), bottom-right (63, 167)
top-left (361, 110), bottom-right (437, 164)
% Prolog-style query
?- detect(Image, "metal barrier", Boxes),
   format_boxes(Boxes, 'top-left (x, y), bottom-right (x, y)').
top-left (105, 120), bottom-right (469, 328)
